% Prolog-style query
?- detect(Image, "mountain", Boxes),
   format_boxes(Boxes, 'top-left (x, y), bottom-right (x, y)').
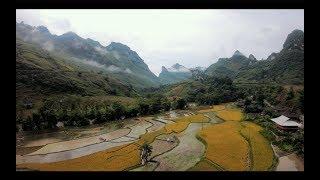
top-left (16, 22), bottom-right (160, 89)
top-left (159, 63), bottom-right (192, 84)
top-left (205, 50), bottom-right (258, 78)
top-left (235, 29), bottom-right (304, 85)
top-left (16, 38), bottom-right (138, 106)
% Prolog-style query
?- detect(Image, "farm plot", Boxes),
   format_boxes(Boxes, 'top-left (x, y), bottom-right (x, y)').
top-left (16, 113), bottom-right (218, 171)
top-left (130, 161), bottom-right (159, 171)
top-left (197, 121), bottom-right (250, 171)
top-left (149, 139), bottom-right (179, 158)
top-left (17, 143), bottom-right (141, 171)
top-left (154, 123), bottom-right (206, 171)
top-left (154, 117), bottom-right (175, 124)
top-left (23, 138), bottom-right (63, 147)
top-left (216, 109), bottom-right (243, 121)
top-left (188, 159), bottom-right (220, 171)
top-left (16, 146), bottom-right (44, 155)
top-left (130, 139), bottom-right (179, 171)
top-left (28, 128), bottom-right (131, 155)
top-left (16, 140), bottom-right (133, 164)
top-left (240, 121), bottom-right (275, 171)
top-left (197, 105), bottom-right (226, 113)
top-left (146, 119), bottom-right (166, 133)
top-left (126, 120), bottom-right (153, 138)
top-left (202, 112), bottom-right (224, 124)
top-left (109, 136), bottom-right (137, 143)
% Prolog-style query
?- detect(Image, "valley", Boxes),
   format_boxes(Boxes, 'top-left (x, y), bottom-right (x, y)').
top-left (17, 103), bottom-right (302, 171)
top-left (16, 19), bottom-right (304, 171)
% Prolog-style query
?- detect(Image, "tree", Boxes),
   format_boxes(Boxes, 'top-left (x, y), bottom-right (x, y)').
top-left (149, 96), bottom-right (163, 114)
top-left (138, 99), bottom-right (150, 115)
top-left (162, 98), bottom-right (171, 111)
top-left (298, 90), bottom-right (304, 113)
top-left (111, 102), bottom-right (126, 120)
top-left (22, 116), bottom-right (35, 131)
top-left (286, 87), bottom-right (295, 100)
top-left (126, 105), bottom-right (139, 117)
top-left (175, 98), bottom-right (187, 110)
top-left (139, 143), bottom-right (153, 165)
top-left (32, 112), bottom-right (42, 130)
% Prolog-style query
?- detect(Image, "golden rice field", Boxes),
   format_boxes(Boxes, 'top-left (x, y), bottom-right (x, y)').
top-left (216, 109), bottom-right (243, 121)
top-left (17, 114), bottom-right (209, 171)
top-left (212, 105), bottom-right (226, 112)
top-left (197, 105), bottom-right (226, 113)
top-left (17, 106), bottom-right (275, 171)
top-left (240, 121), bottom-right (275, 171)
top-left (16, 143), bottom-right (141, 171)
top-left (197, 121), bottom-right (250, 171)
top-left (188, 159), bottom-right (220, 171)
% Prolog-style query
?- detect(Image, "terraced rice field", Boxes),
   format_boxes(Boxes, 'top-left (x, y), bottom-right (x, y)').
top-left (188, 159), bottom-right (220, 171)
top-left (154, 123), bottom-right (207, 171)
top-left (195, 104), bottom-right (275, 171)
top-left (16, 140), bottom-right (133, 164)
top-left (240, 121), bottom-right (275, 171)
top-left (17, 143), bottom-right (141, 171)
top-left (126, 120), bottom-right (153, 138)
top-left (23, 138), bottom-right (62, 147)
top-left (215, 109), bottom-right (243, 121)
top-left (16, 105), bottom-right (276, 171)
top-left (197, 121), bottom-right (250, 171)
top-left (28, 128), bottom-right (131, 155)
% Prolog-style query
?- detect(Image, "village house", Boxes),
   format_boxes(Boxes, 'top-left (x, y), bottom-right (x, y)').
top-left (271, 115), bottom-right (302, 130)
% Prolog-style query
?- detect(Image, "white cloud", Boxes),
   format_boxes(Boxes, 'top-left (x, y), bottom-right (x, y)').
top-left (82, 60), bottom-right (105, 68)
top-left (16, 9), bottom-right (304, 76)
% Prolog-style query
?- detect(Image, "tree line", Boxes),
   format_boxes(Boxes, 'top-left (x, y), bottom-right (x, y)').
top-left (16, 94), bottom-right (187, 132)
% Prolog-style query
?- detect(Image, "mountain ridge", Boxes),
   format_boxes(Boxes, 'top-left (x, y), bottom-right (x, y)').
top-left (16, 22), bottom-right (160, 89)
top-left (159, 63), bottom-right (192, 84)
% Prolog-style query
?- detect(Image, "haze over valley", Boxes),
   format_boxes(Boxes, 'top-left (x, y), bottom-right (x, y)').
top-left (16, 10), bottom-right (304, 172)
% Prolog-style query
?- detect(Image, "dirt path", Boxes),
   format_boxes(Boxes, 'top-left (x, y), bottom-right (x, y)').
top-left (276, 153), bottom-right (304, 171)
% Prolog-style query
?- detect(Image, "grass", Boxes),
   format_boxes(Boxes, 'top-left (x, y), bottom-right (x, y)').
top-left (240, 121), bottom-right (275, 171)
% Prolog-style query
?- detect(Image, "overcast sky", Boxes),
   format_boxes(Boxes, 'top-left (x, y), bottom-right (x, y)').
top-left (16, 9), bottom-right (304, 76)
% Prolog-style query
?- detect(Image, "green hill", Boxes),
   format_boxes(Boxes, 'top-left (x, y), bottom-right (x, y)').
top-left (205, 30), bottom-right (304, 85)
top-left (16, 22), bottom-right (160, 89)
top-left (205, 51), bottom-right (257, 78)
top-left (16, 38), bottom-right (138, 107)
top-left (235, 29), bottom-right (304, 85)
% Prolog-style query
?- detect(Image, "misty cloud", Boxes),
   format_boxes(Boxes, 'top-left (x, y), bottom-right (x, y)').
top-left (124, 68), bottom-right (132, 74)
top-left (82, 60), bottom-right (105, 68)
top-left (16, 9), bottom-right (304, 76)
top-left (42, 41), bottom-right (55, 51)
top-left (106, 65), bottom-right (121, 72)
top-left (94, 46), bottom-right (108, 55)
